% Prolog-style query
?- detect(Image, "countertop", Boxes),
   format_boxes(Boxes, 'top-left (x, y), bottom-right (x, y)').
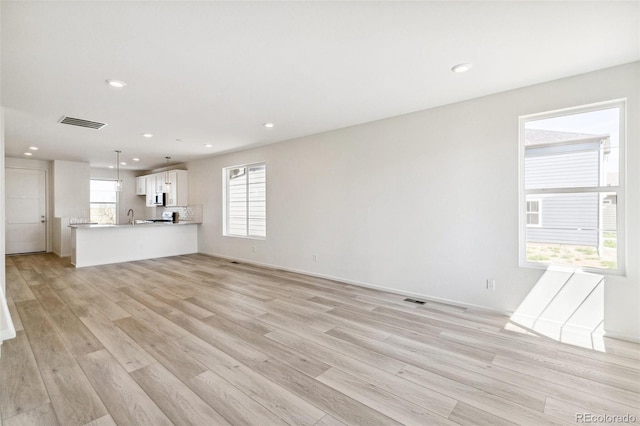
top-left (70, 221), bottom-right (201, 229)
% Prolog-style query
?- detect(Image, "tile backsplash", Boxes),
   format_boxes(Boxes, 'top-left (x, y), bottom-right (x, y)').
top-left (161, 205), bottom-right (203, 222)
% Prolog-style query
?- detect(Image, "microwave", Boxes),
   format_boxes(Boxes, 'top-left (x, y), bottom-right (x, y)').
top-left (153, 192), bottom-right (166, 206)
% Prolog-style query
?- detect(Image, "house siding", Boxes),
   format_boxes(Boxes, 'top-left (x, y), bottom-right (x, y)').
top-left (525, 142), bottom-right (600, 189)
top-left (525, 140), bottom-right (601, 246)
top-left (527, 193), bottom-right (599, 246)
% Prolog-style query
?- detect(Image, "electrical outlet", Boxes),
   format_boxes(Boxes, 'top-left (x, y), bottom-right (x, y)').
top-left (486, 279), bottom-right (496, 291)
top-left (252, 246), bottom-right (256, 253)
top-left (312, 254), bottom-right (318, 262)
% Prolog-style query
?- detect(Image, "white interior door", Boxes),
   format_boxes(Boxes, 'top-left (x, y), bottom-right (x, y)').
top-left (5, 168), bottom-right (47, 254)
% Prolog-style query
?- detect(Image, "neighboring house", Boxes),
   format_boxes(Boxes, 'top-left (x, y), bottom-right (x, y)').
top-left (524, 129), bottom-right (614, 249)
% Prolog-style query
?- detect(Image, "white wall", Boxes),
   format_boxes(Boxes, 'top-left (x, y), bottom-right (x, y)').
top-left (188, 62), bottom-right (640, 341)
top-left (90, 168), bottom-right (147, 224)
top-left (0, 0), bottom-right (4, 295)
top-left (1, 0), bottom-right (15, 346)
top-left (0, 109), bottom-right (4, 294)
top-left (53, 160), bottom-right (90, 218)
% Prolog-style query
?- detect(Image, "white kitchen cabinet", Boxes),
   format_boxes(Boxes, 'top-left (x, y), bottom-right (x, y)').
top-left (166, 170), bottom-right (188, 206)
top-left (136, 176), bottom-right (146, 195)
top-left (145, 174), bottom-right (156, 206)
top-left (141, 170), bottom-right (187, 206)
top-left (155, 172), bottom-right (166, 193)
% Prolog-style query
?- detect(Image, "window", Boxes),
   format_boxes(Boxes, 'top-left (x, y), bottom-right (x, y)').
top-left (90, 180), bottom-right (117, 224)
top-left (519, 100), bottom-right (625, 273)
top-left (526, 200), bottom-right (541, 226)
top-left (224, 162), bottom-right (266, 238)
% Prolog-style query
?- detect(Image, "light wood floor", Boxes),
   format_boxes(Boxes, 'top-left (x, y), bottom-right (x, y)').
top-left (1, 253), bottom-right (639, 426)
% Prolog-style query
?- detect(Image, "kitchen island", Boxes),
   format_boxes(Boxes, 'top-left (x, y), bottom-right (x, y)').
top-left (70, 222), bottom-right (199, 268)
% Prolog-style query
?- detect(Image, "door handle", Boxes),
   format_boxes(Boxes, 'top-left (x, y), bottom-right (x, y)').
top-left (40, 215), bottom-right (46, 223)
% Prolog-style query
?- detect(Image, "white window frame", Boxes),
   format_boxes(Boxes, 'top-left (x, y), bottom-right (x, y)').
top-left (518, 99), bottom-right (626, 275)
top-left (222, 162), bottom-right (266, 239)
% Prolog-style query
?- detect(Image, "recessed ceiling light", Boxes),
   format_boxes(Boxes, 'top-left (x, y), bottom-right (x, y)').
top-left (105, 79), bottom-right (126, 88)
top-left (142, 133), bottom-right (153, 138)
top-left (108, 165), bottom-right (114, 169)
top-left (24, 152), bottom-right (33, 156)
top-left (132, 158), bottom-right (140, 162)
top-left (29, 146), bottom-right (39, 151)
top-left (263, 122), bottom-right (275, 128)
top-left (176, 139), bottom-right (182, 142)
top-left (120, 162), bottom-right (127, 165)
top-left (204, 144), bottom-right (213, 148)
top-left (451, 63), bottom-right (472, 73)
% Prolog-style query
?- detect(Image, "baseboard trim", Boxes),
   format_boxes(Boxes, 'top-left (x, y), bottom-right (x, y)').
top-left (51, 250), bottom-right (70, 258)
top-left (603, 331), bottom-right (640, 344)
top-left (199, 251), bottom-right (513, 317)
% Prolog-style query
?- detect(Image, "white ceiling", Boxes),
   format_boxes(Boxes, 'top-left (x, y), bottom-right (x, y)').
top-left (2, 1), bottom-right (638, 171)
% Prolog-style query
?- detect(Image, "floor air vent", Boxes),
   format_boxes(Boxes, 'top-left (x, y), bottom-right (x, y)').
top-left (404, 298), bottom-right (426, 305)
top-left (58, 116), bottom-right (107, 129)
top-left (230, 261), bottom-right (240, 264)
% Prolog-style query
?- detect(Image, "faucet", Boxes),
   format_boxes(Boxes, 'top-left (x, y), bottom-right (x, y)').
top-left (127, 209), bottom-right (135, 225)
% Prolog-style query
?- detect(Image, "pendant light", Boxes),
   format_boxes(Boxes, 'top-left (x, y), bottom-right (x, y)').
top-left (115, 150), bottom-right (123, 191)
top-left (164, 156), bottom-right (171, 190)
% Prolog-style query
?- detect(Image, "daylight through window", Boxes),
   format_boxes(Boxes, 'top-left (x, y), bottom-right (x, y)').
top-left (520, 101), bottom-right (625, 273)
top-left (90, 179), bottom-right (118, 224)
top-left (224, 162), bottom-right (266, 238)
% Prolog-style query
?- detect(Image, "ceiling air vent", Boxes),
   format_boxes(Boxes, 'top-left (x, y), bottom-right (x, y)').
top-left (58, 116), bottom-right (107, 130)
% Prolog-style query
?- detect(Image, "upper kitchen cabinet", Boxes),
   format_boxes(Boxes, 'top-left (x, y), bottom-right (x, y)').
top-left (155, 173), bottom-right (165, 193)
top-left (167, 170), bottom-right (188, 206)
top-left (145, 174), bottom-right (156, 206)
top-left (136, 176), bottom-right (146, 195)
top-left (139, 170), bottom-right (188, 206)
